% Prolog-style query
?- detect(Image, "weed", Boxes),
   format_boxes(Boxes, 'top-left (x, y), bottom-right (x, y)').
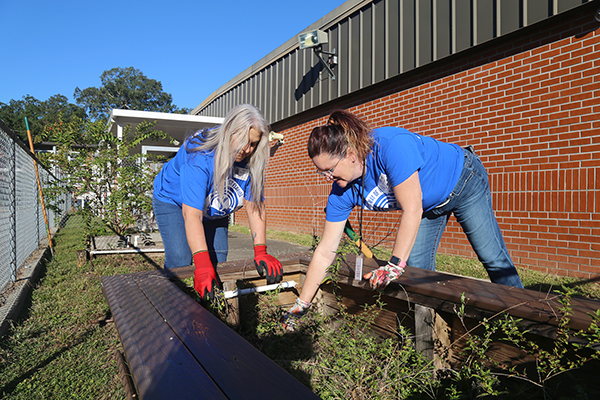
top-left (451, 289), bottom-right (600, 399)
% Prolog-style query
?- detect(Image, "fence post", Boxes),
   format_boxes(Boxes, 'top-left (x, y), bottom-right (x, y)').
top-left (9, 135), bottom-right (17, 282)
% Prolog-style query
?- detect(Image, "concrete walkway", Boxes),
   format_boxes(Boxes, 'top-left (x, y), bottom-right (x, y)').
top-left (226, 231), bottom-right (312, 261)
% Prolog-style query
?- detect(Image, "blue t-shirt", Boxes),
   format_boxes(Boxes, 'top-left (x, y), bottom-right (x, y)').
top-left (326, 127), bottom-right (464, 222)
top-left (153, 133), bottom-right (253, 220)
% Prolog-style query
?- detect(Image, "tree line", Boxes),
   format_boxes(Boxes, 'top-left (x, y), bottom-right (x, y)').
top-left (0, 66), bottom-right (189, 145)
top-left (1, 66), bottom-right (190, 237)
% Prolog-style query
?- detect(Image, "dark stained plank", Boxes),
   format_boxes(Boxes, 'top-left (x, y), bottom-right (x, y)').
top-left (335, 255), bottom-right (600, 332)
top-left (102, 275), bottom-right (228, 400)
top-left (133, 274), bottom-right (321, 400)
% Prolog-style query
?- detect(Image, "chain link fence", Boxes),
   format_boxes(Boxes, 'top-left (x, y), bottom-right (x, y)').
top-left (0, 117), bottom-right (168, 293)
top-left (0, 119), bottom-right (72, 294)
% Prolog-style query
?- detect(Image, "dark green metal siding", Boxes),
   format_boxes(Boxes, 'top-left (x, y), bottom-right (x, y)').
top-left (192, 0), bottom-right (593, 122)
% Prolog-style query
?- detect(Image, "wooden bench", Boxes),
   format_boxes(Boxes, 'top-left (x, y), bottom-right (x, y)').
top-left (101, 254), bottom-right (319, 400)
top-left (311, 255), bottom-right (600, 368)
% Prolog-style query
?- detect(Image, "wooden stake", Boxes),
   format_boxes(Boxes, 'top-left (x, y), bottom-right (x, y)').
top-left (25, 117), bottom-right (53, 253)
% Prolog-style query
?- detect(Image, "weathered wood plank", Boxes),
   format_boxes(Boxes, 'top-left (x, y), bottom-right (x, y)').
top-left (334, 256), bottom-right (600, 332)
top-left (133, 274), bottom-right (320, 400)
top-left (318, 283), bottom-right (414, 336)
top-left (101, 275), bottom-right (228, 400)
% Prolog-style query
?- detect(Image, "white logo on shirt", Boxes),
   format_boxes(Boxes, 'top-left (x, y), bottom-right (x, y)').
top-left (364, 173), bottom-right (398, 210)
top-left (205, 167), bottom-right (249, 218)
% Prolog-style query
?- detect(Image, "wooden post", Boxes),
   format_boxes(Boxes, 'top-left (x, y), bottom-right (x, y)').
top-left (77, 249), bottom-right (89, 267)
top-left (223, 281), bottom-right (240, 328)
top-left (433, 311), bottom-right (451, 369)
top-left (415, 304), bottom-right (434, 360)
top-left (25, 117), bottom-right (53, 254)
top-left (414, 304), bottom-right (450, 369)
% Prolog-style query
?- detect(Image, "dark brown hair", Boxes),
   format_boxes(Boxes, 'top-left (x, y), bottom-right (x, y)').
top-left (307, 109), bottom-right (373, 160)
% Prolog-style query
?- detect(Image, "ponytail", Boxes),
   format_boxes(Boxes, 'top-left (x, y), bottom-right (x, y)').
top-left (307, 109), bottom-right (373, 160)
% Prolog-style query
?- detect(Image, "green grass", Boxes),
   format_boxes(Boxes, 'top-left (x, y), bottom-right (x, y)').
top-left (229, 224), bottom-right (319, 248)
top-left (435, 254), bottom-right (600, 299)
top-left (0, 219), bottom-right (156, 399)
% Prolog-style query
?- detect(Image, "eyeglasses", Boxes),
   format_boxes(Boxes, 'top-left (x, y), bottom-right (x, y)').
top-left (315, 151), bottom-right (346, 179)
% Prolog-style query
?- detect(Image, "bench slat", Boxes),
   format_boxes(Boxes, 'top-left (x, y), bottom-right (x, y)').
top-left (102, 275), bottom-right (228, 400)
top-left (133, 274), bottom-right (321, 400)
top-left (341, 258), bottom-right (600, 331)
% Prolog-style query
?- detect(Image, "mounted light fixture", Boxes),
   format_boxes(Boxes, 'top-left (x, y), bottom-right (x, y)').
top-left (298, 29), bottom-right (328, 49)
top-left (298, 29), bottom-right (337, 80)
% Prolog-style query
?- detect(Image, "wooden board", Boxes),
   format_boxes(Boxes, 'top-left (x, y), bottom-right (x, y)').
top-left (133, 273), bottom-right (320, 400)
top-left (102, 275), bottom-right (228, 400)
top-left (143, 254), bottom-right (310, 281)
top-left (330, 256), bottom-right (600, 332)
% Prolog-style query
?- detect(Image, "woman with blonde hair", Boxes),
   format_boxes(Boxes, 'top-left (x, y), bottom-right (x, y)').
top-left (283, 109), bottom-right (523, 329)
top-left (153, 104), bottom-right (282, 303)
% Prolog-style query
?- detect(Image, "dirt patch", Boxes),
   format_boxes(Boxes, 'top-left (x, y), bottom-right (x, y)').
top-left (0, 246), bottom-right (47, 308)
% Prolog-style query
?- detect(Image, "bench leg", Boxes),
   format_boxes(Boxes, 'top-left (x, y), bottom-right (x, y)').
top-left (414, 304), bottom-right (451, 369)
top-left (224, 280), bottom-right (240, 328)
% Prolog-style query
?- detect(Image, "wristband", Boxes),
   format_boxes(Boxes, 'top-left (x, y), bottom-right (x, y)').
top-left (389, 256), bottom-right (407, 268)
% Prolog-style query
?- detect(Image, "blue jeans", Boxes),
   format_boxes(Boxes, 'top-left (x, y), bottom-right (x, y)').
top-left (153, 197), bottom-right (229, 269)
top-left (407, 148), bottom-right (524, 288)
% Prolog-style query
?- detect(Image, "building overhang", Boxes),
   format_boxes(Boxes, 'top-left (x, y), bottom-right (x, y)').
top-left (106, 109), bottom-right (224, 157)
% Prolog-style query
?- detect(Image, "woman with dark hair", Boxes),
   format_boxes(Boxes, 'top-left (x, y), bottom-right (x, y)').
top-left (283, 109), bottom-right (523, 328)
top-left (153, 104), bottom-right (282, 303)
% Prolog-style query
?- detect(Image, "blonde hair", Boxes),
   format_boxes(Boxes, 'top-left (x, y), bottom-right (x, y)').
top-left (187, 104), bottom-right (270, 213)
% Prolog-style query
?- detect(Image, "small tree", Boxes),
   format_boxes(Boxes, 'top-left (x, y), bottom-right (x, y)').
top-left (41, 114), bottom-right (173, 236)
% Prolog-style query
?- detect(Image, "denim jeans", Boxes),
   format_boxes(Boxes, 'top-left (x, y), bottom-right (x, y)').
top-left (153, 197), bottom-right (229, 269)
top-left (406, 148), bottom-right (524, 288)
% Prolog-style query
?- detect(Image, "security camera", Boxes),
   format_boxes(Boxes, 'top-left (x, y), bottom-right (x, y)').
top-left (269, 131), bottom-right (284, 143)
top-left (298, 28), bottom-right (337, 80)
top-left (298, 29), bottom-right (328, 49)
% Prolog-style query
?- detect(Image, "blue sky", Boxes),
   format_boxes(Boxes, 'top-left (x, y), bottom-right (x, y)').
top-left (1, 0), bottom-right (346, 111)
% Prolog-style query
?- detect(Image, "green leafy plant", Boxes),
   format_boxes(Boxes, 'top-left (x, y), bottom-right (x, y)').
top-left (40, 115), bottom-right (171, 235)
top-left (451, 289), bottom-right (600, 399)
top-left (307, 299), bottom-right (438, 400)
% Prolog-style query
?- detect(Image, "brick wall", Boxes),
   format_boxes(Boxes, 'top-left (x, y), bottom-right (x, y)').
top-left (237, 8), bottom-right (600, 280)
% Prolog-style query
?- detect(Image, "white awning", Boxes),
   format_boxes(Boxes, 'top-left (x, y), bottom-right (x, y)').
top-left (106, 109), bottom-right (224, 157)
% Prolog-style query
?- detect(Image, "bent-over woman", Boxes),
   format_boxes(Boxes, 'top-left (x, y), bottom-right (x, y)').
top-left (153, 104), bottom-right (282, 303)
top-left (284, 109), bottom-right (523, 328)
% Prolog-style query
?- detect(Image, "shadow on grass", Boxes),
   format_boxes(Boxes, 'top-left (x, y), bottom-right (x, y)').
top-left (524, 274), bottom-right (600, 300)
top-left (0, 324), bottom-right (98, 397)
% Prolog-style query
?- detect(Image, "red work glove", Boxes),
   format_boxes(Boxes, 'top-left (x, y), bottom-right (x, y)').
top-left (193, 251), bottom-right (221, 303)
top-left (254, 244), bottom-right (282, 284)
top-left (281, 298), bottom-right (312, 332)
top-left (363, 257), bottom-right (406, 290)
